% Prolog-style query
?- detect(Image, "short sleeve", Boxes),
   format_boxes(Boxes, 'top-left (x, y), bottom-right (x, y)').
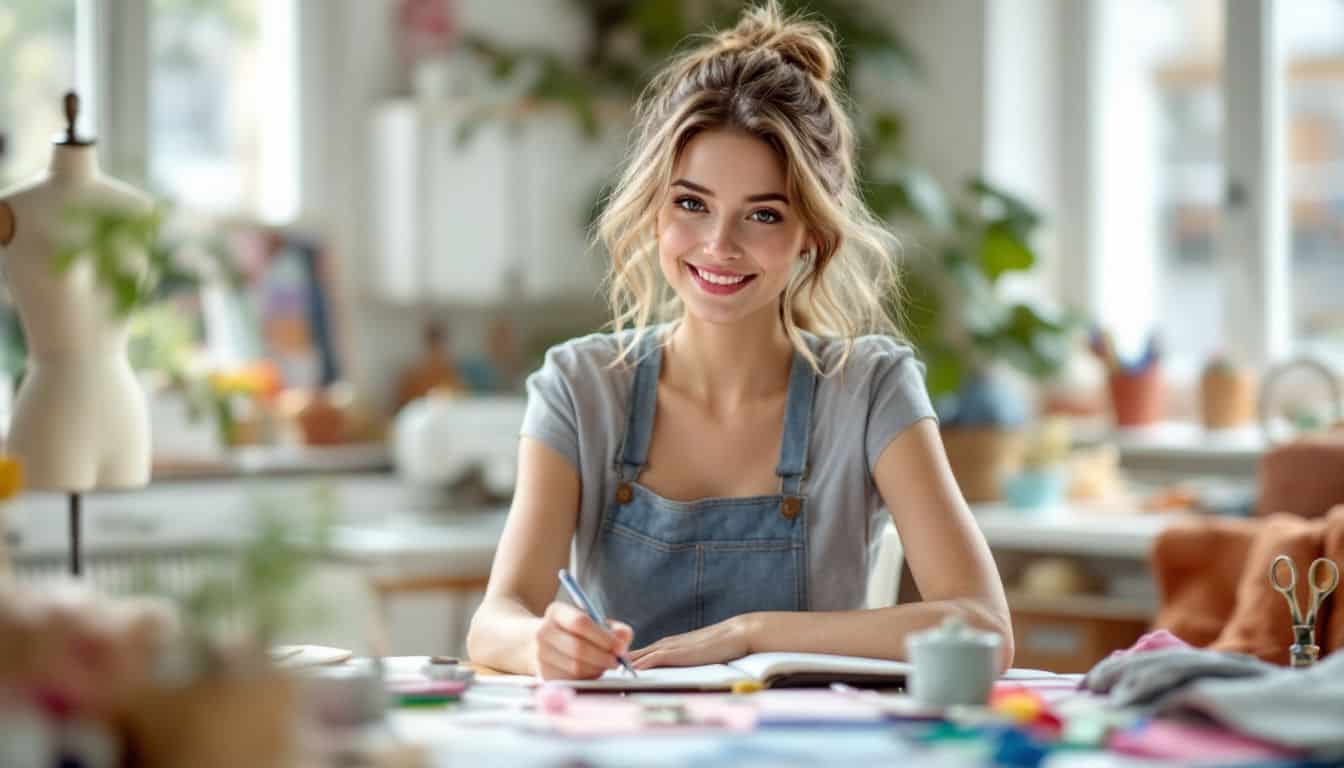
top-left (863, 340), bottom-right (938, 472)
top-left (521, 344), bottom-right (581, 470)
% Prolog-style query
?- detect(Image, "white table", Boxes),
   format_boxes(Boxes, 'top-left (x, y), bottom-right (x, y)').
top-left (366, 656), bottom-right (1180, 768)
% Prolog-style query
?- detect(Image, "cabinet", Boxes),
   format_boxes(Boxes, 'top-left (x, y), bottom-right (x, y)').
top-left (371, 100), bottom-right (628, 305)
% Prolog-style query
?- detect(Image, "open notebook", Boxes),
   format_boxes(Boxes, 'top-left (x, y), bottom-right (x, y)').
top-left (478, 652), bottom-right (1057, 691)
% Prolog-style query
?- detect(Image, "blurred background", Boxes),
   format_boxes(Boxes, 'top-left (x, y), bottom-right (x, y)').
top-left (1, 0), bottom-right (1343, 671)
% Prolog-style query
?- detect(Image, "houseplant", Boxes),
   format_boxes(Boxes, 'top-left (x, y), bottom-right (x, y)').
top-left (891, 180), bottom-right (1082, 501)
top-left (117, 484), bottom-right (336, 768)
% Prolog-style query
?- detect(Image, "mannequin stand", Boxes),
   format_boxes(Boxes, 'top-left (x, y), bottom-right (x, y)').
top-left (69, 492), bottom-right (81, 576)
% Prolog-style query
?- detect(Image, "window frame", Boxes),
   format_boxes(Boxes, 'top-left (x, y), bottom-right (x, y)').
top-left (1062, 0), bottom-right (1294, 373)
top-left (74, 0), bottom-right (308, 221)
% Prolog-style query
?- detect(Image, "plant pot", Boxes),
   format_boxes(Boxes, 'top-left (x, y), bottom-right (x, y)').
top-left (940, 428), bottom-right (1025, 503)
top-left (121, 669), bottom-right (297, 768)
top-left (1200, 368), bottom-right (1256, 430)
top-left (1107, 367), bottom-right (1164, 428)
top-left (1002, 466), bottom-right (1068, 510)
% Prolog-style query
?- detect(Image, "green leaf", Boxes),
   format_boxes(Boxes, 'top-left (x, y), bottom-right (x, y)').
top-left (897, 268), bottom-right (942, 350)
top-left (923, 345), bottom-right (964, 398)
top-left (979, 220), bottom-right (1035, 282)
top-left (967, 177), bottom-right (1042, 235)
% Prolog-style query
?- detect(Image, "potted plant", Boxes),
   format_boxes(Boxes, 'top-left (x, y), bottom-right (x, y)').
top-left (115, 485), bottom-right (336, 768)
top-left (891, 181), bottom-right (1082, 502)
top-left (1199, 352), bottom-right (1256, 430)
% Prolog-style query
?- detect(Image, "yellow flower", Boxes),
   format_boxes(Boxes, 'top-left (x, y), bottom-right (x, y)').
top-left (0, 456), bottom-right (23, 501)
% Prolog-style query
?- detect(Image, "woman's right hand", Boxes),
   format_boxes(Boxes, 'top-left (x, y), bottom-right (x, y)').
top-left (534, 602), bottom-right (633, 680)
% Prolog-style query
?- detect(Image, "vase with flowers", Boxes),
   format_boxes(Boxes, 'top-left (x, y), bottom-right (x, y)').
top-left (397, 0), bottom-right (468, 102)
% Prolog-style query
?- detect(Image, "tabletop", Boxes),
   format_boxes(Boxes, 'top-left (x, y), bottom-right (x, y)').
top-left (352, 657), bottom-right (1210, 768)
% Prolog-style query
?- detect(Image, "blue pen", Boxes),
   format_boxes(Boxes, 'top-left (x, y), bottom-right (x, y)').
top-left (557, 569), bottom-right (638, 677)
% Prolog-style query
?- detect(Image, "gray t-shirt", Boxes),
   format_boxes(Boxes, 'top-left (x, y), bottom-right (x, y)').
top-left (520, 329), bottom-right (937, 612)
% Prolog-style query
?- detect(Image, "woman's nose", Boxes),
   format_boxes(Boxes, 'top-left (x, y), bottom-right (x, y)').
top-left (703, 219), bottom-right (742, 260)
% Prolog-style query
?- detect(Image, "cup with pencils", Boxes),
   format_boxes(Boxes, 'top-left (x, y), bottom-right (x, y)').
top-left (1092, 330), bottom-right (1164, 428)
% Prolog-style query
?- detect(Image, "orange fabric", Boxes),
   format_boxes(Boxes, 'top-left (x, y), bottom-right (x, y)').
top-left (1257, 432), bottom-right (1344, 518)
top-left (1151, 515), bottom-right (1257, 647)
top-left (1210, 515), bottom-right (1326, 664)
top-left (1324, 506), bottom-right (1344, 654)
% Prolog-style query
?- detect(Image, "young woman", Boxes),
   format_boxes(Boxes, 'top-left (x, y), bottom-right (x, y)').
top-left (467, 2), bottom-right (1012, 680)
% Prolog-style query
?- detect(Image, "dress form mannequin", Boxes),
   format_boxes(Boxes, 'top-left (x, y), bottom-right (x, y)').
top-left (0, 93), bottom-right (152, 574)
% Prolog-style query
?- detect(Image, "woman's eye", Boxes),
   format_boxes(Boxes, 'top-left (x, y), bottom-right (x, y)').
top-left (750, 209), bottom-right (782, 224)
top-left (674, 196), bottom-right (707, 213)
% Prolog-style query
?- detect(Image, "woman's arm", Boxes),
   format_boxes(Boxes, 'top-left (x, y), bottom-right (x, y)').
top-left (630, 419), bottom-right (1014, 671)
top-left (465, 437), bottom-right (632, 677)
top-left (755, 418), bottom-right (1013, 666)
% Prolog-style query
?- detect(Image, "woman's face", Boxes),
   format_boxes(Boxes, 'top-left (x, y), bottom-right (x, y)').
top-left (656, 128), bottom-right (812, 329)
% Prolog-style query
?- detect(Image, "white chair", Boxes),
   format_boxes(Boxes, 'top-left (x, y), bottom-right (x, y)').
top-left (864, 521), bottom-right (904, 609)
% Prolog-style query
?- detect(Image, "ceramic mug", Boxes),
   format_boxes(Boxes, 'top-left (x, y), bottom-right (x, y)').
top-left (905, 616), bottom-right (1001, 707)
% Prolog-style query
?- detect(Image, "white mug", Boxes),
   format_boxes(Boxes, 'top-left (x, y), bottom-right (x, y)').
top-left (905, 615), bottom-right (1001, 707)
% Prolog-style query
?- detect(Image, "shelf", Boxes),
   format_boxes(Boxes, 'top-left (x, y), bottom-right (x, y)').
top-left (973, 503), bottom-right (1175, 559)
top-left (152, 443), bottom-right (392, 482)
top-left (1007, 591), bottom-right (1156, 622)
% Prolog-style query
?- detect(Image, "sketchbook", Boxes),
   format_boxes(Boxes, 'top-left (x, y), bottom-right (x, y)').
top-left (477, 652), bottom-right (1057, 691)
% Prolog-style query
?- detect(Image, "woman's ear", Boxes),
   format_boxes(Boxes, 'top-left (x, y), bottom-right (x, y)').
top-left (802, 235), bottom-right (821, 262)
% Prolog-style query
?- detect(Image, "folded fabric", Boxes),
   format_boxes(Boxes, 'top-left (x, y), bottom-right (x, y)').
top-left (1324, 506), bottom-right (1344, 654)
top-left (1107, 718), bottom-right (1306, 763)
top-left (1155, 648), bottom-right (1344, 754)
top-left (1150, 516), bottom-right (1257, 647)
top-left (1211, 514), bottom-right (1327, 664)
top-left (1258, 431), bottom-right (1344, 519)
top-left (1080, 646), bottom-right (1276, 707)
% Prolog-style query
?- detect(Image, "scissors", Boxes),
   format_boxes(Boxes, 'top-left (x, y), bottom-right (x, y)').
top-left (1269, 555), bottom-right (1339, 628)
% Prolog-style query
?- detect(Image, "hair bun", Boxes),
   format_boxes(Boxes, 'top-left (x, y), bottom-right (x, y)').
top-left (716, 2), bottom-right (838, 83)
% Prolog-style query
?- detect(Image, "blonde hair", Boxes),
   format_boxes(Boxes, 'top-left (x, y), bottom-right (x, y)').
top-left (595, 1), bottom-right (902, 373)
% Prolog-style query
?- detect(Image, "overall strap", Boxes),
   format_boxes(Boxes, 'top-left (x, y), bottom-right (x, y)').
top-left (618, 330), bottom-right (663, 481)
top-left (775, 342), bottom-right (818, 497)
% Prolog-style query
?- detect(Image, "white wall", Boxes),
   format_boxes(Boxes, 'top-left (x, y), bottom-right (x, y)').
top-left (889, 0), bottom-right (988, 196)
top-left (304, 0), bottom-right (603, 412)
top-left (892, 0), bottom-right (1066, 309)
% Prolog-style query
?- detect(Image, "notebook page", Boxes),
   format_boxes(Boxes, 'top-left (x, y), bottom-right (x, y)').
top-left (727, 652), bottom-right (912, 683)
top-left (565, 663), bottom-right (749, 690)
top-left (726, 652), bottom-right (1065, 683)
top-left (474, 663), bottom-right (750, 690)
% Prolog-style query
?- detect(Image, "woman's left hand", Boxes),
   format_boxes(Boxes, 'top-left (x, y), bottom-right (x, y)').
top-left (628, 614), bottom-right (758, 670)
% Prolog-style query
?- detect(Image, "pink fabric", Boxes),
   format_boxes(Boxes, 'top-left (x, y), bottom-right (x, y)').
top-left (1108, 719), bottom-right (1304, 762)
top-left (1097, 629), bottom-right (1191, 668)
top-left (1122, 629), bottom-right (1190, 654)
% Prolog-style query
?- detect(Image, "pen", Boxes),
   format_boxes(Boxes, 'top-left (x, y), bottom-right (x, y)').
top-left (557, 569), bottom-right (638, 677)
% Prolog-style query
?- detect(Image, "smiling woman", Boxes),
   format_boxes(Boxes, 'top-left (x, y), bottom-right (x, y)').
top-left (466, 1), bottom-right (1012, 682)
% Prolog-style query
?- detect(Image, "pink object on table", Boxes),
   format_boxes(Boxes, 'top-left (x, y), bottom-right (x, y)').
top-left (1124, 629), bottom-right (1190, 654)
top-left (1109, 719), bottom-right (1304, 762)
top-left (535, 683), bottom-right (576, 715)
top-left (1097, 629), bottom-right (1190, 667)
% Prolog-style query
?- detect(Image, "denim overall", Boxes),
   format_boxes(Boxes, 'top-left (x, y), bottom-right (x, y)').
top-left (593, 332), bottom-right (818, 647)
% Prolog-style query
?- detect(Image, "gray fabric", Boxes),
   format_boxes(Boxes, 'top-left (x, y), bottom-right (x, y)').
top-left (1082, 646), bottom-right (1344, 754)
top-left (1081, 647), bottom-right (1277, 706)
top-left (1156, 650), bottom-right (1344, 753)
top-left (520, 327), bottom-right (937, 614)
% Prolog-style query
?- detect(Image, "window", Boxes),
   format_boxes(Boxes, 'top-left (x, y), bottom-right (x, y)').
top-left (0, 1), bottom-right (78, 184)
top-left (0, 1), bottom-right (299, 219)
top-left (1284, 0), bottom-right (1344, 366)
top-left (1091, 0), bottom-right (1224, 375)
top-left (1153, 0), bottom-right (1224, 372)
top-left (1085, 0), bottom-right (1344, 381)
top-left (149, 0), bottom-right (298, 219)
